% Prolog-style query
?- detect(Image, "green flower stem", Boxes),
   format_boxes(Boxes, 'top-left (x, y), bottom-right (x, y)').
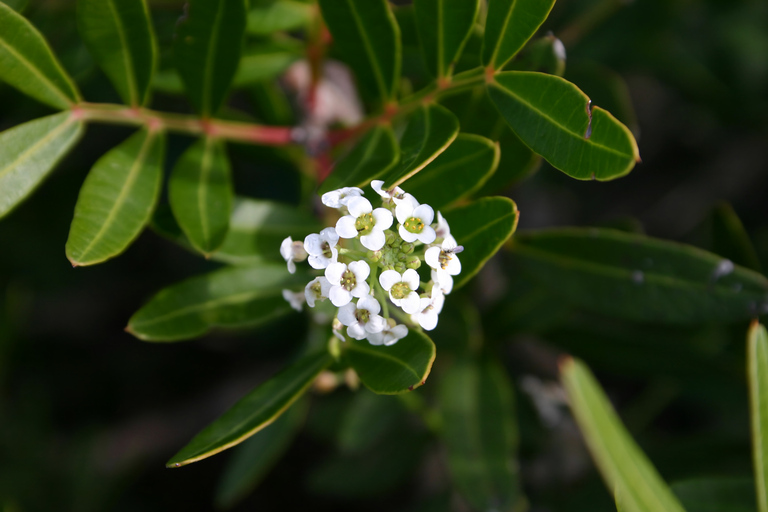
top-left (372, 276), bottom-right (390, 320)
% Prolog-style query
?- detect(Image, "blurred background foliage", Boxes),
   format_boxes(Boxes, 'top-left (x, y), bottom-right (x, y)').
top-left (1, 0), bottom-right (767, 510)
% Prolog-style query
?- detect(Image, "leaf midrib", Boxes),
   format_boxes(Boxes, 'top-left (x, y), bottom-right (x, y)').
top-left (347, 343), bottom-right (422, 381)
top-left (197, 139), bottom-right (215, 246)
top-left (201, 1), bottom-right (225, 116)
top-left (0, 115), bottom-right (74, 181)
top-left (105, 0), bottom-right (139, 106)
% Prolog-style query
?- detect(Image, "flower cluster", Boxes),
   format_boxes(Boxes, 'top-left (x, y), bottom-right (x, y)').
top-left (280, 181), bottom-right (463, 346)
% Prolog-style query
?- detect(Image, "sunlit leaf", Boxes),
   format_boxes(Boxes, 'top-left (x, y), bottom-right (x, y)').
top-left (413, 0), bottom-right (478, 78)
top-left (482, 0), bottom-right (556, 70)
top-left (0, 112), bottom-right (83, 219)
top-left (66, 129), bottom-right (165, 266)
top-left (671, 477), bottom-right (756, 512)
top-left (489, 71), bottom-right (640, 180)
top-left (0, 2), bottom-right (80, 108)
top-left (511, 228), bottom-right (768, 324)
top-left (169, 138), bottom-right (233, 255)
top-left (561, 357), bottom-right (686, 512)
top-left (750, 321), bottom-right (768, 512)
top-left (247, 0), bottom-right (312, 35)
top-left (77, 0), bottom-right (156, 106)
top-left (167, 351), bottom-right (332, 467)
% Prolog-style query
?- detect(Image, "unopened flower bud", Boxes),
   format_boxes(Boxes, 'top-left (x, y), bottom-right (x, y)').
top-left (385, 230), bottom-right (396, 245)
top-left (406, 257), bottom-right (421, 270)
top-left (397, 252), bottom-right (407, 262)
top-left (394, 262), bottom-right (406, 273)
top-left (400, 242), bottom-right (414, 254)
top-left (368, 250), bottom-right (382, 262)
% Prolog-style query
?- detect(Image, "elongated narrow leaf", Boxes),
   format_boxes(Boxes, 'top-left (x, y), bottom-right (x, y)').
top-left (0, 112), bottom-right (83, 219)
top-left (168, 351), bottom-right (332, 467)
top-left (247, 0), bottom-right (312, 35)
top-left (750, 321), bottom-right (768, 512)
top-left (414, 0), bottom-right (478, 78)
top-left (671, 477), bottom-right (756, 512)
top-left (561, 357), bottom-right (686, 512)
top-left (474, 127), bottom-right (541, 195)
top-left (319, 125), bottom-right (398, 194)
top-left (381, 104), bottom-right (459, 188)
top-left (233, 44), bottom-right (301, 86)
top-left (169, 138), bottom-right (233, 255)
top-left (174, 0), bottom-right (246, 116)
top-left (66, 129), bottom-right (164, 266)
top-left (127, 263), bottom-right (309, 341)
top-left (0, 2), bottom-right (80, 108)
top-left (403, 133), bottom-right (498, 210)
top-left (511, 228), bottom-right (768, 324)
top-left (482, 0), bottom-right (556, 70)
top-left (489, 71), bottom-right (640, 180)
top-left (710, 202), bottom-right (762, 272)
top-left (440, 358), bottom-right (524, 511)
top-left (318, 0), bottom-right (400, 101)
top-left (344, 330), bottom-right (436, 394)
top-left (215, 399), bottom-right (307, 508)
top-left (77, 0), bottom-right (156, 106)
top-left (447, 196), bottom-right (519, 289)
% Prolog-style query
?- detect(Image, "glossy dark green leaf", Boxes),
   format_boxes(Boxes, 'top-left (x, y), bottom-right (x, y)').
top-left (127, 263), bottom-right (309, 341)
top-left (215, 399), bottom-right (307, 509)
top-left (489, 71), bottom-right (640, 180)
top-left (169, 138), bottom-right (233, 255)
top-left (440, 358), bottom-right (524, 512)
top-left (233, 44), bottom-right (301, 86)
top-left (474, 127), bottom-right (541, 195)
top-left (167, 351), bottom-right (332, 467)
top-left (381, 104), bottom-right (459, 189)
top-left (403, 133), bottom-right (498, 210)
top-left (66, 129), bottom-right (165, 266)
top-left (344, 330), bottom-right (436, 394)
top-left (671, 478), bottom-right (756, 512)
top-left (447, 196), bottom-right (519, 289)
top-left (750, 321), bottom-right (768, 512)
top-left (173, 0), bottom-right (246, 116)
top-left (77, 0), bottom-right (156, 106)
top-left (319, 125), bottom-right (398, 195)
top-left (0, 2), bottom-right (80, 108)
top-left (247, 0), bottom-right (312, 35)
top-left (0, 112), bottom-right (83, 219)
top-left (710, 202), bottom-right (762, 272)
top-left (561, 357), bottom-right (686, 512)
top-left (413, 0), bottom-right (478, 78)
top-left (482, 0), bottom-right (556, 70)
top-left (511, 228), bottom-right (768, 324)
top-left (318, 0), bottom-right (400, 101)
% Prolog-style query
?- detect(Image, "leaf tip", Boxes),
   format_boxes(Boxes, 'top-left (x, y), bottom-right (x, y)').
top-left (166, 461), bottom-right (184, 469)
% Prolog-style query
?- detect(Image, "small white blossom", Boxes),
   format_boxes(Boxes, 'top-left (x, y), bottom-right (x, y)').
top-left (304, 228), bottom-right (339, 269)
top-left (332, 317), bottom-right (346, 341)
top-left (431, 269), bottom-right (453, 295)
top-left (282, 289), bottom-right (304, 312)
top-left (335, 196), bottom-right (393, 250)
top-left (321, 187), bottom-right (364, 209)
top-left (395, 196), bottom-right (436, 244)
top-left (337, 295), bottom-right (386, 340)
top-left (412, 287), bottom-right (445, 331)
top-left (367, 320), bottom-right (409, 346)
top-left (325, 260), bottom-right (371, 307)
top-left (435, 211), bottom-right (451, 239)
top-left (425, 235), bottom-right (462, 282)
top-left (280, 236), bottom-right (308, 274)
top-left (379, 268), bottom-right (421, 314)
top-left (371, 180), bottom-right (405, 202)
top-left (304, 276), bottom-right (332, 307)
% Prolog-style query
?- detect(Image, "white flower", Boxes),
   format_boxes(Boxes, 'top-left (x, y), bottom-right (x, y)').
top-left (371, 180), bottom-right (405, 202)
top-left (321, 187), bottom-right (363, 209)
top-left (304, 228), bottom-right (339, 269)
top-left (425, 236), bottom-right (462, 280)
top-left (337, 295), bottom-right (386, 340)
top-left (411, 287), bottom-right (445, 331)
top-left (325, 260), bottom-right (371, 307)
top-left (431, 269), bottom-right (453, 295)
top-left (280, 236), bottom-right (308, 274)
top-left (332, 318), bottom-right (346, 342)
top-left (367, 320), bottom-right (409, 346)
top-left (304, 276), bottom-right (332, 307)
top-left (282, 289), bottom-right (304, 312)
top-left (435, 211), bottom-right (451, 239)
top-left (335, 196), bottom-right (393, 250)
top-left (379, 268), bottom-right (421, 314)
top-left (395, 196), bottom-right (436, 244)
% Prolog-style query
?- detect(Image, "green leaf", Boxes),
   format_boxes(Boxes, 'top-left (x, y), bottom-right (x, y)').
top-left (507, 34), bottom-right (567, 76)
top-left (402, 133), bottom-right (498, 211)
top-left (0, 112), bottom-right (83, 219)
top-left (173, 0), bottom-right (246, 116)
top-left (169, 138), bottom-right (233, 255)
top-left (750, 321), bottom-right (768, 512)
top-left (167, 350), bottom-right (332, 467)
top-left (560, 357), bottom-right (687, 512)
top-left (474, 127), bottom-right (541, 195)
top-left (247, 0), bottom-right (312, 35)
top-left (127, 263), bottom-right (309, 341)
top-left (344, 330), bottom-right (436, 394)
top-left (215, 399), bottom-right (307, 509)
top-left (66, 129), bottom-right (165, 266)
top-left (1, 0), bottom-right (28, 13)
top-left (488, 71), bottom-right (640, 180)
top-left (337, 389), bottom-right (403, 453)
top-left (0, 2), bottom-right (80, 109)
top-left (318, 125), bottom-right (398, 195)
top-left (381, 103), bottom-right (459, 189)
top-left (77, 0), bottom-right (156, 106)
top-left (511, 228), bottom-right (768, 324)
top-left (413, 0), bottom-right (479, 78)
top-left (671, 477), bottom-right (756, 512)
top-left (439, 357), bottom-right (524, 511)
top-left (447, 196), bottom-right (519, 289)
top-left (318, 0), bottom-right (401, 101)
top-left (482, 0), bottom-right (556, 70)
top-left (233, 44), bottom-right (301, 86)
top-left (710, 202), bottom-right (762, 272)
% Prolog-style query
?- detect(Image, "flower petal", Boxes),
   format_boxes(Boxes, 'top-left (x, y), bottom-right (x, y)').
top-left (399, 225), bottom-right (418, 243)
top-left (360, 229), bottom-right (385, 250)
top-left (367, 331), bottom-right (385, 345)
top-left (351, 281), bottom-right (370, 298)
top-left (395, 196), bottom-right (417, 224)
top-left (365, 314), bottom-right (386, 333)
top-left (335, 216), bottom-right (358, 239)
top-left (370, 180), bottom-right (386, 198)
top-left (432, 270), bottom-right (453, 294)
top-left (347, 322), bottom-right (367, 340)
top-left (349, 260), bottom-right (370, 281)
top-left (347, 196), bottom-right (372, 217)
top-left (402, 269), bottom-right (420, 290)
top-left (388, 324), bottom-right (409, 344)
top-left (329, 286), bottom-right (352, 307)
top-left (413, 203), bottom-right (434, 225)
top-left (337, 302), bottom-right (357, 325)
top-left (424, 246), bottom-right (441, 270)
top-left (400, 291), bottom-right (422, 314)
top-left (358, 295), bottom-right (381, 315)
top-left (379, 269), bottom-right (401, 291)
top-left (372, 208), bottom-right (393, 229)
top-left (280, 236), bottom-right (293, 260)
top-left (417, 225), bottom-right (436, 244)
top-left (445, 254), bottom-right (462, 275)
top-left (325, 262), bottom-right (346, 284)
top-left (320, 227), bottom-right (340, 245)
top-left (418, 309), bottom-right (439, 330)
